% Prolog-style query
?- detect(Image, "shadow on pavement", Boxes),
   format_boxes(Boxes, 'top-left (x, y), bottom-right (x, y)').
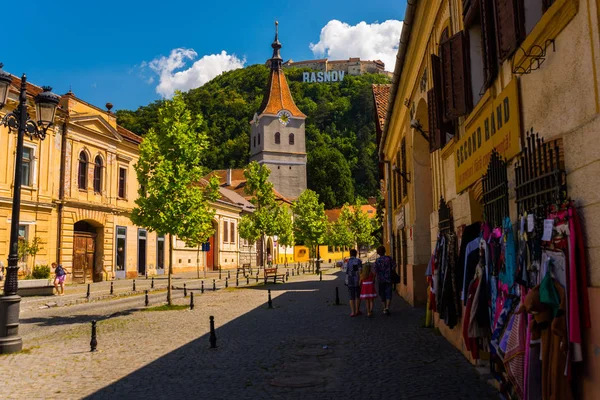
top-left (83, 274), bottom-right (497, 400)
top-left (20, 308), bottom-right (139, 327)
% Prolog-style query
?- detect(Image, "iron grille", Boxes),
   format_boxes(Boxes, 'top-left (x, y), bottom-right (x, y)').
top-left (482, 149), bottom-right (509, 227)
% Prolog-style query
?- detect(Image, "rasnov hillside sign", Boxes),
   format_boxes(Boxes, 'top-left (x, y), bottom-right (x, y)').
top-left (302, 71), bottom-right (346, 83)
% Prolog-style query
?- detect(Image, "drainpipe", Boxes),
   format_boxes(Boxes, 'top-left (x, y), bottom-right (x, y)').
top-left (382, 160), bottom-right (394, 254)
top-left (379, 0), bottom-right (419, 155)
top-left (56, 118), bottom-right (68, 265)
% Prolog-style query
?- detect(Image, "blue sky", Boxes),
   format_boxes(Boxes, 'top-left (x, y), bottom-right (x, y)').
top-left (5, 0), bottom-right (406, 111)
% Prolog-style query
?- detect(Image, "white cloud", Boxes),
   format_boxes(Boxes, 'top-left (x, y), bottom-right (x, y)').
top-left (146, 49), bottom-right (246, 98)
top-left (309, 20), bottom-right (403, 72)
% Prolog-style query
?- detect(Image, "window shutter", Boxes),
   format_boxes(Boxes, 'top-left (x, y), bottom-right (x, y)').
top-left (427, 89), bottom-right (440, 152)
top-left (480, 0), bottom-right (498, 90)
top-left (441, 31), bottom-right (471, 120)
top-left (430, 54), bottom-right (453, 151)
top-left (493, 0), bottom-right (524, 61)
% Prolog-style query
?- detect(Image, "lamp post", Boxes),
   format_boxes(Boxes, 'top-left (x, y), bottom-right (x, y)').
top-left (0, 64), bottom-right (59, 354)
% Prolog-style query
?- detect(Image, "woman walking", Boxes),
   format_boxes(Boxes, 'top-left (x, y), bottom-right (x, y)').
top-left (374, 246), bottom-right (395, 315)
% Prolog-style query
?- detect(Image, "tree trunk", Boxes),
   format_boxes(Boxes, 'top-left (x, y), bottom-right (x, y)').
top-left (262, 233), bottom-right (266, 267)
top-left (168, 234), bottom-right (173, 306)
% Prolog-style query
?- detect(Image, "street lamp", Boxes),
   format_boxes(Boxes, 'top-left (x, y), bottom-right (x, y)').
top-left (0, 63), bottom-right (59, 354)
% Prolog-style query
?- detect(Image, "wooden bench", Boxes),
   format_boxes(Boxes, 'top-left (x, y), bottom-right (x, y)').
top-left (237, 263), bottom-right (251, 277)
top-left (263, 267), bottom-right (285, 284)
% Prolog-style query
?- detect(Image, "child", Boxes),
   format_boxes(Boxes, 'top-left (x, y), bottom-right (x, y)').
top-left (359, 264), bottom-right (377, 317)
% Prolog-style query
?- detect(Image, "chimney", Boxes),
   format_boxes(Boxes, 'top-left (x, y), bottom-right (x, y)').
top-left (226, 169), bottom-right (232, 186)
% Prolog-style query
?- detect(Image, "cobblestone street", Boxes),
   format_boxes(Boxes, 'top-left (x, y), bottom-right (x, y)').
top-left (1, 270), bottom-right (498, 399)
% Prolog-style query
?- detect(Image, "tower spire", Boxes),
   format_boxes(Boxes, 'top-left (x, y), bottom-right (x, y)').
top-left (271, 21), bottom-right (282, 70)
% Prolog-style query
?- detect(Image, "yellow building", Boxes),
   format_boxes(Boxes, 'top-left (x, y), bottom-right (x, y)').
top-left (0, 75), bottom-right (165, 283)
top-left (381, 0), bottom-right (600, 396)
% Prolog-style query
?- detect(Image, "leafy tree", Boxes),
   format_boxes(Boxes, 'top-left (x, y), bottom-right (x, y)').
top-left (117, 65), bottom-right (391, 201)
top-left (307, 146), bottom-right (354, 209)
top-left (292, 190), bottom-right (328, 271)
top-left (18, 236), bottom-right (44, 274)
top-left (327, 211), bottom-right (353, 261)
top-left (131, 92), bottom-right (220, 305)
top-left (238, 161), bottom-right (282, 266)
top-left (276, 205), bottom-right (295, 266)
top-left (344, 200), bottom-right (376, 258)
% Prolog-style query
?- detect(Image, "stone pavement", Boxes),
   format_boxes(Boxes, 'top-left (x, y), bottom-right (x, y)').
top-left (0, 269), bottom-right (498, 400)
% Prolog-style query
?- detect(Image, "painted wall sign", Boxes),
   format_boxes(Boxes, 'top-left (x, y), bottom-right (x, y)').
top-left (302, 70), bottom-right (346, 83)
top-left (455, 78), bottom-right (521, 193)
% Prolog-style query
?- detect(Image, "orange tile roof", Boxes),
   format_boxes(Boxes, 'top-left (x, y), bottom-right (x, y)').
top-left (324, 205), bottom-right (377, 223)
top-left (205, 169), bottom-right (292, 204)
top-left (117, 125), bottom-right (143, 144)
top-left (372, 84), bottom-right (391, 131)
top-left (257, 69), bottom-right (306, 118)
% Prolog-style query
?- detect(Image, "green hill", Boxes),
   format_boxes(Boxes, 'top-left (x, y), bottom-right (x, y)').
top-left (116, 64), bottom-right (390, 209)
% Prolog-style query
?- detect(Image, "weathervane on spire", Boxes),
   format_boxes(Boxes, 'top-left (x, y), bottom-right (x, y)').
top-left (271, 20), bottom-right (283, 69)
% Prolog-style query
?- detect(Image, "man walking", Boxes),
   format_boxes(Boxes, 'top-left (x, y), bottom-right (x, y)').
top-left (374, 246), bottom-right (395, 315)
top-left (345, 249), bottom-right (362, 317)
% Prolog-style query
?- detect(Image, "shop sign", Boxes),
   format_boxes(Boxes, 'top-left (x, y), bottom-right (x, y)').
top-left (395, 207), bottom-right (404, 229)
top-left (455, 79), bottom-right (521, 193)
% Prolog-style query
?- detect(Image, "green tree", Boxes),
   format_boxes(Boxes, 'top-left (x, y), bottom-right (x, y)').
top-left (292, 189), bottom-right (328, 272)
top-left (345, 200), bottom-right (376, 258)
top-left (327, 210), bottom-right (353, 261)
top-left (238, 161), bottom-right (282, 266)
top-left (307, 146), bottom-right (354, 209)
top-left (18, 236), bottom-right (44, 275)
top-left (276, 205), bottom-right (295, 266)
top-left (131, 92), bottom-right (220, 305)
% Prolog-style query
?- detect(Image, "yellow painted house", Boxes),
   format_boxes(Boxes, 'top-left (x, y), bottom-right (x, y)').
top-left (380, 0), bottom-right (600, 396)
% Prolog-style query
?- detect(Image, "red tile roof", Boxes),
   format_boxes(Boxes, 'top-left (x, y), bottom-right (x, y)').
top-left (257, 69), bottom-right (306, 118)
top-left (372, 84), bottom-right (391, 131)
top-left (205, 169), bottom-right (292, 204)
top-left (324, 205), bottom-right (377, 223)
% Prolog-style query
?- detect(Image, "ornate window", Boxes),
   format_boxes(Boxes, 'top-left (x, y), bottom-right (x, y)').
top-left (275, 132), bottom-right (281, 144)
top-left (93, 155), bottom-right (103, 193)
top-left (78, 151), bottom-right (88, 190)
top-left (289, 133), bottom-right (294, 145)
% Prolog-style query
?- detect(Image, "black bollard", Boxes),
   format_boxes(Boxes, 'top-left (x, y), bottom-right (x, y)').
top-left (151, 277), bottom-right (154, 289)
top-left (133, 279), bottom-right (136, 292)
top-left (201, 280), bottom-right (205, 294)
top-left (190, 292), bottom-right (194, 310)
top-left (209, 316), bottom-right (217, 348)
top-left (246, 276), bottom-right (249, 285)
top-left (86, 284), bottom-right (91, 299)
top-left (335, 287), bottom-right (340, 305)
top-left (292, 269), bottom-right (295, 277)
top-left (184, 283), bottom-right (187, 297)
top-left (236, 277), bottom-right (239, 287)
top-left (110, 281), bottom-right (114, 295)
top-left (255, 273), bottom-right (259, 283)
top-left (228, 270), bottom-right (231, 280)
top-left (268, 289), bottom-right (273, 309)
top-left (286, 272), bottom-right (289, 282)
top-left (145, 290), bottom-right (149, 306)
top-left (90, 320), bottom-right (98, 352)
top-left (213, 279), bottom-right (216, 291)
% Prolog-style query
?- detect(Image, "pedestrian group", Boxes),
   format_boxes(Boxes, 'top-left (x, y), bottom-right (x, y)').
top-left (343, 246), bottom-right (398, 317)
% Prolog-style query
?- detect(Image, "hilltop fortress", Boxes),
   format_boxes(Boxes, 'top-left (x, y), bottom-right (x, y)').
top-left (267, 57), bottom-right (393, 78)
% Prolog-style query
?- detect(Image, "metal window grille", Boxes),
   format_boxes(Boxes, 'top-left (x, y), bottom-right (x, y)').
top-left (515, 129), bottom-right (566, 216)
top-left (482, 149), bottom-right (509, 227)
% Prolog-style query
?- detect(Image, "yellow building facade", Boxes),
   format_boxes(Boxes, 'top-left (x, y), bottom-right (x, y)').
top-left (381, 0), bottom-right (600, 396)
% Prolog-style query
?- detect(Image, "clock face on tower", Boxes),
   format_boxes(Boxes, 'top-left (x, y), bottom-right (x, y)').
top-left (277, 110), bottom-right (291, 126)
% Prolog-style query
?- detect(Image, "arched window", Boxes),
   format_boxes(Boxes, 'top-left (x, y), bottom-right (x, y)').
top-left (78, 151), bottom-right (88, 189)
top-left (289, 133), bottom-right (295, 145)
top-left (93, 155), bottom-right (103, 193)
top-left (275, 132), bottom-right (280, 144)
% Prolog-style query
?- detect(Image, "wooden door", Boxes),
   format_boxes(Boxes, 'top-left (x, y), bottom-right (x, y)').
top-left (207, 234), bottom-right (215, 270)
top-left (73, 233), bottom-right (96, 284)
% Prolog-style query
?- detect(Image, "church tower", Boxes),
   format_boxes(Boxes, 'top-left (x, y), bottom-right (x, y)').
top-left (250, 22), bottom-right (307, 200)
